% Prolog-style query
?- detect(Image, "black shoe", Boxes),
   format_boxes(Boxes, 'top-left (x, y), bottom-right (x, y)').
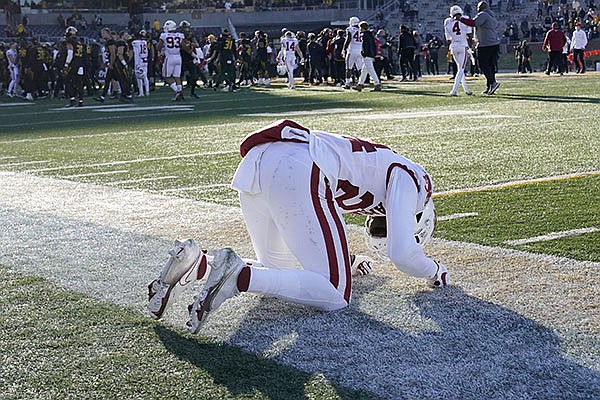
top-left (94, 96), bottom-right (105, 103)
top-left (191, 93), bottom-right (200, 99)
top-left (488, 82), bottom-right (501, 95)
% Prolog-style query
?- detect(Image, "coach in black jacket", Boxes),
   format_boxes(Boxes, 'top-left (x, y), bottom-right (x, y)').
top-left (353, 21), bottom-right (382, 92)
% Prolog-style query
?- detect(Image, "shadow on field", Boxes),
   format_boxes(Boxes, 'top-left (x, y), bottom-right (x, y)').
top-left (154, 325), bottom-right (376, 399)
top-left (499, 93), bottom-right (600, 104)
top-left (177, 283), bottom-right (600, 400)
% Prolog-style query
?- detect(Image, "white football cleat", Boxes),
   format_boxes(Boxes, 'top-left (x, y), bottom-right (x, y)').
top-left (186, 247), bottom-right (245, 334)
top-left (147, 239), bottom-right (211, 320)
top-left (427, 261), bottom-right (450, 288)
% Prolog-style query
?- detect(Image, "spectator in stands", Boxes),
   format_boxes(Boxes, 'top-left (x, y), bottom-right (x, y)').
top-left (542, 22), bottom-right (567, 74)
top-left (460, 1), bottom-right (501, 95)
top-left (57, 13), bottom-right (66, 28)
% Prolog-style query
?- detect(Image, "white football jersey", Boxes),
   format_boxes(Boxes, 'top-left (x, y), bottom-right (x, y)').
top-left (280, 35), bottom-right (299, 58)
top-left (6, 48), bottom-right (18, 66)
top-left (236, 120), bottom-right (432, 216)
top-left (444, 17), bottom-right (470, 48)
top-left (346, 26), bottom-right (363, 52)
top-left (160, 32), bottom-right (184, 57)
top-left (131, 39), bottom-right (149, 66)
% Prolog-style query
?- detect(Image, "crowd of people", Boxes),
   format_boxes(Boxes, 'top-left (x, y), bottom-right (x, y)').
top-left (0, 0), bottom-right (597, 104)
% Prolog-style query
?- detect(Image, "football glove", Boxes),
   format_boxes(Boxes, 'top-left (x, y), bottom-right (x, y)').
top-left (350, 254), bottom-right (374, 276)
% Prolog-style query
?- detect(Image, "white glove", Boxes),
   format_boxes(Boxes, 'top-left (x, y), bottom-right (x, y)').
top-left (350, 254), bottom-right (374, 276)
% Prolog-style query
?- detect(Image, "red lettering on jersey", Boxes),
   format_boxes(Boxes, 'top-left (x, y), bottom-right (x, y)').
top-left (343, 136), bottom-right (389, 153)
top-left (335, 179), bottom-right (375, 212)
top-left (452, 21), bottom-right (462, 35)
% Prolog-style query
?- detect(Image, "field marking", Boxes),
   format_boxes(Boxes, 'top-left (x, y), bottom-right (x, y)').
top-left (49, 104), bottom-right (136, 111)
top-left (61, 170), bottom-right (129, 179)
top-left (23, 150), bottom-right (238, 173)
top-left (0, 156), bottom-right (17, 160)
top-left (504, 227), bottom-right (599, 246)
top-left (0, 131), bottom-right (130, 145)
top-left (0, 102), bottom-right (34, 107)
top-left (434, 171), bottom-right (600, 197)
top-left (161, 183), bottom-right (231, 193)
top-left (345, 110), bottom-right (484, 120)
top-left (94, 105), bottom-right (195, 113)
top-left (438, 212), bottom-right (479, 221)
top-left (0, 160), bottom-right (50, 167)
top-left (108, 175), bottom-right (178, 185)
top-left (240, 108), bottom-right (372, 117)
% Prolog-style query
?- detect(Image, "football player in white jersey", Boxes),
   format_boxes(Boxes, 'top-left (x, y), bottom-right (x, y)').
top-left (155, 120), bottom-right (449, 333)
top-left (277, 30), bottom-right (303, 89)
top-left (6, 42), bottom-right (19, 98)
top-left (444, 5), bottom-right (473, 96)
top-left (343, 16), bottom-right (364, 89)
top-left (157, 20), bottom-right (185, 101)
top-left (131, 30), bottom-right (150, 97)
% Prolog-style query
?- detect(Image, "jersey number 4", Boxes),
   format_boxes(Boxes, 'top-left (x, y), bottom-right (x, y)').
top-left (452, 21), bottom-right (462, 35)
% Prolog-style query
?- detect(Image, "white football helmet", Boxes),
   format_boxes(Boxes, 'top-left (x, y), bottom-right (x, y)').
top-left (349, 16), bottom-right (360, 27)
top-left (163, 20), bottom-right (177, 32)
top-left (65, 26), bottom-right (77, 36)
top-left (364, 216), bottom-right (388, 260)
top-left (364, 200), bottom-right (437, 259)
top-left (277, 63), bottom-right (287, 76)
top-left (450, 5), bottom-right (463, 16)
top-left (414, 200), bottom-right (437, 246)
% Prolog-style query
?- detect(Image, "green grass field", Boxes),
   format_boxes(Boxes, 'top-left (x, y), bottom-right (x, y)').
top-left (0, 73), bottom-right (599, 399)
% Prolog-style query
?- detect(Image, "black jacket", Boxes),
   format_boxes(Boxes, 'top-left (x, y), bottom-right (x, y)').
top-left (361, 29), bottom-right (377, 58)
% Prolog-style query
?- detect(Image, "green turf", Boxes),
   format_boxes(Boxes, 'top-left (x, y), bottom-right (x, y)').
top-left (0, 267), bottom-right (374, 400)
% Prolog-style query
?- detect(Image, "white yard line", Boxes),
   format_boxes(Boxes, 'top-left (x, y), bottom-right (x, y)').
top-left (438, 212), bottom-right (479, 221)
top-left (107, 175), bottom-right (178, 185)
top-left (0, 131), bottom-right (130, 145)
top-left (0, 160), bottom-right (50, 167)
top-left (503, 227), bottom-right (599, 246)
top-left (23, 150), bottom-right (237, 173)
top-left (434, 171), bottom-right (600, 197)
top-left (94, 105), bottom-right (195, 112)
top-left (61, 170), bottom-right (129, 179)
top-left (240, 108), bottom-right (372, 117)
top-left (161, 183), bottom-right (231, 193)
top-left (0, 156), bottom-right (17, 160)
top-left (0, 102), bottom-right (34, 107)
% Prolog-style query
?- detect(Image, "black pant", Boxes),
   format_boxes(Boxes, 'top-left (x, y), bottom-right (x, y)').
top-left (547, 51), bottom-right (563, 74)
top-left (400, 48), bottom-right (416, 79)
top-left (477, 44), bottom-right (499, 89)
top-left (66, 66), bottom-right (84, 102)
top-left (573, 49), bottom-right (585, 72)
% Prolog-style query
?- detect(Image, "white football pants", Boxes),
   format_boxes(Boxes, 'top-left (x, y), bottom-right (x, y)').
top-left (450, 45), bottom-right (470, 94)
top-left (345, 50), bottom-right (363, 84)
top-left (284, 55), bottom-right (296, 88)
top-left (358, 56), bottom-right (380, 85)
top-left (238, 141), bottom-right (351, 311)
